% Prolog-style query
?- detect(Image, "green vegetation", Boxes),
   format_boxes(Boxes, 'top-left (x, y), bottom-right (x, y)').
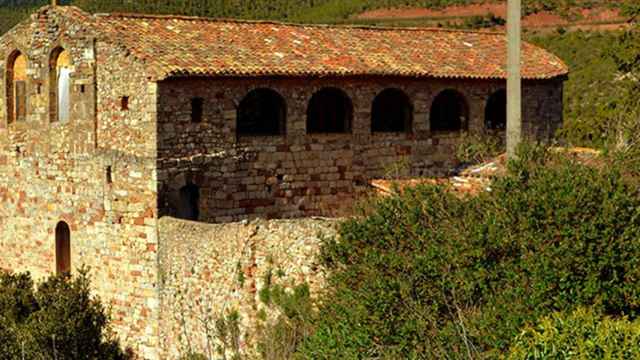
top-left (0, 269), bottom-right (130, 359)
top-left (0, 0), bottom-right (626, 34)
top-left (508, 307), bottom-right (640, 359)
top-left (528, 30), bottom-right (624, 147)
top-left (275, 146), bottom-right (640, 359)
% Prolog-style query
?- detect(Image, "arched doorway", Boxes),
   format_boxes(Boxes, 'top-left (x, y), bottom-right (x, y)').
top-left (55, 221), bottom-right (71, 275)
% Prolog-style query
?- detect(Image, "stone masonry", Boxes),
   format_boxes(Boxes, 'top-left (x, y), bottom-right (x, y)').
top-left (0, 5), bottom-right (567, 359)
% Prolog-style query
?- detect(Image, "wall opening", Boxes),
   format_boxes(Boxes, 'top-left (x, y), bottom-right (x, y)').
top-left (307, 87), bottom-right (353, 134)
top-left (485, 89), bottom-right (507, 131)
top-left (429, 89), bottom-right (469, 132)
top-left (50, 47), bottom-right (72, 123)
top-left (371, 88), bottom-right (413, 133)
top-left (55, 221), bottom-right (71, 275)
top-left (177, 183), bottom-right (200, 221)
top-left (6, 50), bottom-right (27, 124)
top-left (191, 97), bottom-right (204, 123)
top-left (237, 88), bottom-right (286, 136)
top-left (121, 96), bottom-right (129, 111)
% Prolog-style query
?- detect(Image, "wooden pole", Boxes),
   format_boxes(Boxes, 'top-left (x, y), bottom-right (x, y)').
top-left (52, 0), bottom-right (57, 6)
top-left (506, 0), bottom-right (522, 159)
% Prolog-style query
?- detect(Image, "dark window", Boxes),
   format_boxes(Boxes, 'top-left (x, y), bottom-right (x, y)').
top-left (485, 89), bottom-right (507, 130)
top-left (429, 89), bottom-right (469, 132)
top-left (371, 88), bottom-right (413, 133)
top-left (237, 88), bottom-right (286, 136)
top-left (177, 183), bottom-right (200, 221)
top-left (106, 166), bottom-right (112, 184)
top-left (55, 221), bottom-right (71, 275)
top-left (121, 96), bottom-right (129, 111)
top-left (307, 88), bottom-right (353, 134)
top-left (191, 97), bottom-right (204, 123)
top-left (79, 84), bottom-right (86, 94)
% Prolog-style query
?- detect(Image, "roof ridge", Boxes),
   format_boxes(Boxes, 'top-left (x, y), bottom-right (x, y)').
top-left (95, 12), bottom-right (504, 35)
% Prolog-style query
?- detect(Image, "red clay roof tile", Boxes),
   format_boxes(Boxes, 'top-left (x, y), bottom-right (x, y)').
top-left (41, 7), bottom-right (570, 81)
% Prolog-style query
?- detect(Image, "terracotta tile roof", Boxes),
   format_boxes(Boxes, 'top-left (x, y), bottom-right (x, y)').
top-left (87, 7), bottom-right (567, 81)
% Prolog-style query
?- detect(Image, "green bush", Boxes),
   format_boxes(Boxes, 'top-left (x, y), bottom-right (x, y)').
top-left (508, 307), bottom-right (640, 359)
top-left (0, 269), bottom-right (130, 360)
top-left (295, 146), bottom-right (640, 359)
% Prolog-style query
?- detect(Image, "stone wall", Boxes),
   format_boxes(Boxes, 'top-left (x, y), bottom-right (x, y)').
top-left (157, 216), bottom-right (338, 358)
top-left (0, 7), bottom-right (161, 358)
top-left (157, 76), bottom-right (563, 223)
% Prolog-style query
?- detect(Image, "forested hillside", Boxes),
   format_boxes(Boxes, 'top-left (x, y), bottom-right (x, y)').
top-left (0, 0), bottom-right (625, 34)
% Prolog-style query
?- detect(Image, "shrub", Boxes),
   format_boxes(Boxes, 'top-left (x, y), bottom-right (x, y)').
top-left (0, 269), bottom-right (130, 360)
top-left (508, 307), bottom-right (640, 359)
top-left (296, 146), bottom-right (640, 359)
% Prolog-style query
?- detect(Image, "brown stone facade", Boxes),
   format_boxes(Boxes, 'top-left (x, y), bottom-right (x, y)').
top-left (157, 76), bottom-right (563, 222)
top-left (0, 5), bottom-right (564, 360)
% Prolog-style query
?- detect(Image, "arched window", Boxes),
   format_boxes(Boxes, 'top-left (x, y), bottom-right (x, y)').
top-left (485, 89), bottom-right (507, 131)
top-left (49, 47), bottom-right (72, 123)
top-left (307, 88), bottom-right (352, 134)
top-left (6, 50), bottom-right (27, 124)
top-left (237, 88), bottom-right (286, 136)
top-left (55, 221), bottom-right (71, 275)
top-left (429, 89), bottom-right (469, 132)
top-left (371, 88), bottom-right (413, 133)
top-left (177, 183), bottom-right (200, 221)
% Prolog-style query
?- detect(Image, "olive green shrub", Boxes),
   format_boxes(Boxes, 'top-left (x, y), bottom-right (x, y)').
top-left (0, 269), bottom-right (130, 360)
top-left (508, 307), bottom-right (640, 359)
top-left (295, 146), bottom-right (640, 359)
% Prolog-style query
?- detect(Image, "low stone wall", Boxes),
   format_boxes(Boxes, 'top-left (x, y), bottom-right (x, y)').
top-left (157, 216), bottom-right (339, 359)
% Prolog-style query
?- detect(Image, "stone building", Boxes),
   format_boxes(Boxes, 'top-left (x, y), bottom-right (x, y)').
top-left (0, 5), bottom-right (567, 359)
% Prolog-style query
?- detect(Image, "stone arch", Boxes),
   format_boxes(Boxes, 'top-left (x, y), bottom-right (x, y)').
top-left (485, 89), bottom-right (507, 131)
top-left (429, 89), bottom-right (469, 132)
top-left (237, 88), bottom-right (286, 136)
top-left (49, 47), bottom-right (72, 123)
top-left (6, 50), bottom-right (27, 124)
top-left (307, 87), bottom-right (353, 134)
top-left (55, 221), bottom-right (71, 275)
top-left (371, 88), bottom-right (413, 133)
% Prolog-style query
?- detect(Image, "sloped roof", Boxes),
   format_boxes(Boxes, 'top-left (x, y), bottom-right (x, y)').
top-left (15, 6), bottom-right (568, 81)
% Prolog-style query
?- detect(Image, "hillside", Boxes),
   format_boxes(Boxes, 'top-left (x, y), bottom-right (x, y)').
top-left (0, 0), bottom-right (628, 35)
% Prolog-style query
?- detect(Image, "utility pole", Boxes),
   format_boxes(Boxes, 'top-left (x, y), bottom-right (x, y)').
top-left (506, 0), bottom-right (522, 159)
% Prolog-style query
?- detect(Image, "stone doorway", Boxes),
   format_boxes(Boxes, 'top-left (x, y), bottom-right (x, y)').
top-left (178, 183), bottom-right (200, 221)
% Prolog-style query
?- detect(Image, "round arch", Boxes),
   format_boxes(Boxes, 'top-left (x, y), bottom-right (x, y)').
top-left (55, 221), bottom-right (71, 275)
top-left (237, 88), bottom-right (287, 136)
top-left (6, 50), bottom-right (28, 124)
top-left (429, 89), bottom-right (469, 132)
top-left (49, 47), bottom-right (72, 123)
top-left (307, 87), bottom-right (353, 134)
top-left (371, 88), bottom-right (413, 133)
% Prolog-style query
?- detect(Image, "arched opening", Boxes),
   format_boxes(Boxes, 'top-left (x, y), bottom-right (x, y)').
top-left (177, 183), bottom-right (200, 221)
top-left (49, 47), bottom-right (72, 123)
top-left (429, 89), bottom-right (469, 132)
top-left (485, 89), bottom-right (507, 131)
top-left (6, 50), bottom-right (27, 124)
top-left (55, 221), bottom-right (71, 275)
top-left (237, 88), bottom-right (286, 136)
top-left (307, 88), bottom-right (353, 134)
top-left (371, 88), bottom-right (413, 133)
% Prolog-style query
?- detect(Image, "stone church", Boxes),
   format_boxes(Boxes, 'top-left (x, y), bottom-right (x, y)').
top-left (0, 4), bottom-right (567, 358)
